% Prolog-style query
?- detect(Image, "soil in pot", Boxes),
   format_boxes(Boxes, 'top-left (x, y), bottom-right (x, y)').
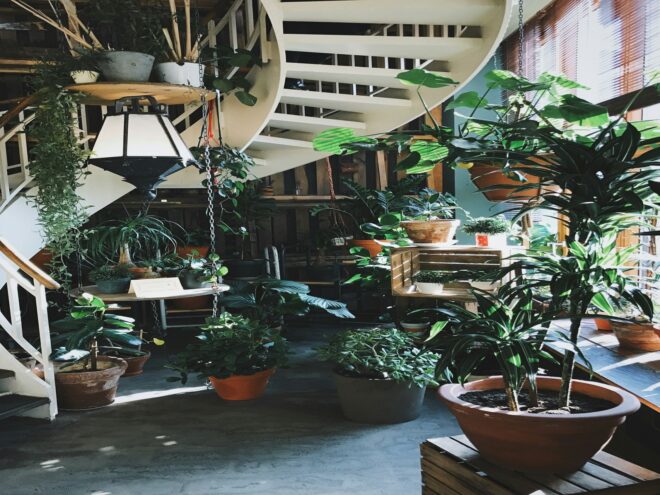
top-left (334, 373), bottom-right (425, 424)
top-left (209, 368), bottom-right (275, 400)
top-left (55, 356), bottom-right (127, 410)
top-left (348, 239), bottom-right (382, 258)
top-left (612, 321), bottom-right (660, 351)
top-left (121, 352), bottom-right (151, 377)
top-left (438, 376), bottom-right (640, 473)
top-left (96, 278), bottom-right (131, 294)
top-left (401, 219), bottom-right (460, 244)
top-left (460, 389), bottom-right (613, 414)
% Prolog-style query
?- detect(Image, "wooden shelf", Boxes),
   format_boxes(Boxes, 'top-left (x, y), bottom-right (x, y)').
top-left (262, 195), bottom-right (349, 201)
top-left (66, 82), bottom-right (215, 105)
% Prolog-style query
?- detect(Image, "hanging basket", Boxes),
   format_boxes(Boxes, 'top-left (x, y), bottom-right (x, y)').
top-left (469, 155), bottom-right (554, 202)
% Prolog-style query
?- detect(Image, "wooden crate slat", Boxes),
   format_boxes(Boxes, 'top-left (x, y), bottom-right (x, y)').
top-left (427, 437), bottom-right (562, 495)
top-left (591, 452), bottom-right (660, 482)
top-left (421, 444), bottom-right (515, 495)
top-left (579, 462), bottom-right (639, 488)
top-left (422, 471), bottom-right (463, 495)
top-left (557, 470), bottom-right (618, 492)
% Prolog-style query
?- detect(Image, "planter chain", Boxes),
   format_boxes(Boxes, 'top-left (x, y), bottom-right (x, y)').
top-left (518, 0), bottom-right (525, 77)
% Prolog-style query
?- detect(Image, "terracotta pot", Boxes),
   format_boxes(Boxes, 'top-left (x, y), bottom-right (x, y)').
top-left (469, 162), bottom-right (542, 202)
top-left (593, 318), bottom-right (612, 332)
top-left (348, 239), bottom-right (382, 258)
top-left (128, 267), bottom-right (150, 279)
top-left (401, 219), bottom-right (460, 244)
top-left (171, 295), bottom-right (211, 310)
top-left (176, 245), bottom-right (210, 258)
top-left (55, 356), bottom-right (127, 410)
top-left (121, 352), bottom-right (151, 377)
top-left (209, 368), bottom-right (275, 400)
top-left (611, 321), bottom-right (660, 351)
top-left (438, 376), bottom-right (640, 473)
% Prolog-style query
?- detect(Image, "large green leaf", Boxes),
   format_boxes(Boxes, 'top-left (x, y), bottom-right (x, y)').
top-left (446, 91), bottom-right (488, 110)
top-left (397, 69), bottom-right (459, 88)
top-left (485, 70), bottom-right (551, 92)
top-left (541, 94), bottom-right (609, 126)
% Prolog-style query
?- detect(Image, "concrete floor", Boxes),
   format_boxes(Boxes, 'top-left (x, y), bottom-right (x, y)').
top-left (0, 329), bottom-right (461, 495)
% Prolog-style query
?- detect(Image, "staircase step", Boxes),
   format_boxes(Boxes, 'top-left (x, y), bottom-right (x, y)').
top-left (268, 113), bottom-right (366, 133)
top-left (282, 0), bottom-right (499, 25)
top-left (286, 63), bottom-right (452, 88)
top-left (250, 135), bottom-right (315, 151)
top-left (283, 34), bottom-right (481, 60)
top-left (280, 89), bottom-right (411, 113)
top-left (0, 394), bottom-right (49, 421)
top-left (0, 369), bottom-right (14, 379)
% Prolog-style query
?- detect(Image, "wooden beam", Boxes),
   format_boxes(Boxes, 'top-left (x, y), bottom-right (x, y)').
top-left (0, 21), bottom-right (44, 30)
top-left (0, 58), bottom-right (38, 66)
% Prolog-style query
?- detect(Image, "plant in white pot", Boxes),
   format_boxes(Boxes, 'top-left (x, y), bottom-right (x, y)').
top-left (414, 270), bottom-right (454, 294)
top-left (463, 215), bottom-right (511, 248)
top-left (318, 327), bottom-right (439, 424)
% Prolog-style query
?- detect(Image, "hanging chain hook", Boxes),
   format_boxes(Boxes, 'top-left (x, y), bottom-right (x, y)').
top-left (518, 0), bottom-right (525, 77)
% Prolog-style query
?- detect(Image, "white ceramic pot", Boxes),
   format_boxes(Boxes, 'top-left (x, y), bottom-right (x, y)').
top-left (154, 62), bottom-right (204, 87)
top-left (400, 321), bottom-right (430, 333)
top-left (98, 51), bottom-right (155, 82)
top-left (70, 70), bottom-right (100, 84)
top-left (415, 282), bottom-right (444, 294)
top-left (475, 233), bottom-right (508, 248)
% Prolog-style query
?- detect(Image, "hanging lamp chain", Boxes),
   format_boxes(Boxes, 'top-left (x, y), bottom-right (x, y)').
top-left (518, 0), bottom-right (525, 77)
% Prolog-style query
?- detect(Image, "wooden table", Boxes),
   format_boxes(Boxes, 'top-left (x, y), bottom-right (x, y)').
top-left (547, 320), bottom-right (659, 413)
top-left (422, 435), bottom-right (660, 494)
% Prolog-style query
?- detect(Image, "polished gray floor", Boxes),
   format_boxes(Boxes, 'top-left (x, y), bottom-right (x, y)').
top-left (0, 335), bottom-right (460, 495)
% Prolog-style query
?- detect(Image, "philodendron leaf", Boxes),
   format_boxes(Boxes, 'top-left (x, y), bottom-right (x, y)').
top-left (313, 128), bottom-right (375, 155)
top-left (426, 321), bottom-right (448, 341)
top-left (445, 91), bottom-right (488, 110)
top-left (213, 78), bottom-right (235, 92)
top-left (541, 94), bottom-right (609, 127)
top-left (235, 90), bottom-right (257, 106)
top-left (485, 70), bottom-right (551, 92)
top-left (397, 69), bottom-right (459, 88)
top-left (538, 72), bottom-right (589, 90)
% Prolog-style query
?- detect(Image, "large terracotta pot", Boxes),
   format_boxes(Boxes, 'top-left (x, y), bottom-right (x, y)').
top-left (55, 356), bottom-right (127, 410)
top-left (121, 352), bottom-right (151, 377)
top-left (176, 245), bottom-right (210, 258)
top-left (469, 162), bottom-right (543, 202)
top-left (438, 376), bottom-right (640, 473)
top-left (209, 368), bottom-right (275, 400)
top-left (593, 318), bottom-right (612, 331)
top-left (611, 321), bottom-right (660, 352)
top-left (401, 219), bottom-right (460, 244)
top-left (348, 239), bottom-right (382, 258)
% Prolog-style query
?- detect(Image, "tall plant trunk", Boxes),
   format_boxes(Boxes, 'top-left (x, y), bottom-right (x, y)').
top-left (558, 299), bottom-right (587, 408)
top-left (505, 385), bottom-right (520, 412)
top-left (118, 243), bottom-right (134, 266)
top-left (90, 339), bottom-right (99, 372)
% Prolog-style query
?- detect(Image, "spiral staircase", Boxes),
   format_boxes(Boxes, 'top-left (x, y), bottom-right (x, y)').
top-left (0, 0), bottom-right (511, 419)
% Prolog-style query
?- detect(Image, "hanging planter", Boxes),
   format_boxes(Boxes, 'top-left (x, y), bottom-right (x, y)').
top-left (468, 162), bottom-right (543, 202)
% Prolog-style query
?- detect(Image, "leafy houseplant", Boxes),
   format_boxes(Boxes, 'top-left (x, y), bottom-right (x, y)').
top-left (318, 327), bottom-right (439, 423)
top-left (49, 294), bottom-right (141, 409)
top-left (414, 270), bottom-right (455, 294)
top-left (178, 252), bottom-right (228, 289)
top-left (463, 215), bottom-right (511, 247)
top-left (167, 313), bottom-right (287, 400)
top-left (222, 278), bottom-right (354, 329)
top-left (399, 189), bottom-right (460, 245)
top-left (608, 298), bottom-right (660, 352)
top-left (89, 264), bottom-right (132, 294)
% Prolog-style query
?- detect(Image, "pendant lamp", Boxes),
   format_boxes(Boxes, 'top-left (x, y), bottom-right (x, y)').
top-left (88, 96), bottom-right (197, 200)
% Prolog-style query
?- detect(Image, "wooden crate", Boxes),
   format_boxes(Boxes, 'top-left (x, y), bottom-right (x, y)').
top-left (390, 245), bottom-right (515, 303)
top-left (421, 435), bottom-right (660, 495)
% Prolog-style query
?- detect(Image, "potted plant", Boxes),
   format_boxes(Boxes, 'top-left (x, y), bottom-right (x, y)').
top-left (430, 291), bottom-right (641, 474)
top-left (223, 278), bottom-right (354, 329)
top-left (49, 294), bottom-right (141, 409)
top-left (318, 327), bottom-right (439, 424)
top-left (167, 312), bottom-right (287, 400)
top-left (609, 299), bottom-right (660, 351)
top-left (414, 270), bottom-right (455, 294)
top-left (178, 252), bottom-right (228, 289)
top-left (89, 264), bottom-right (132, 294)
top-left (463, 216), bottom-right (511, 248)
top-left (400, 311), bottom-right (431, 335)
top-left (399, 189), bottom-right (460, 245)
top-left (176, 230), bottom-right (211, 258)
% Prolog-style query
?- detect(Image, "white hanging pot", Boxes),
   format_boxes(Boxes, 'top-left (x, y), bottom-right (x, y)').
top-left (70, 70), bottom-right (100, 84)
top-left (154, 62), bottom-right (203, 87)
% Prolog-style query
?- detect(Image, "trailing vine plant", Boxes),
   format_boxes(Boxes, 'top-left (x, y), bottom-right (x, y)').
top-left (28, 58), bottom-right (90, 294)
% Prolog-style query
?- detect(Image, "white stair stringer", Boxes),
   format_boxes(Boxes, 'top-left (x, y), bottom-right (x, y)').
top-left (241, 0), bottom-right (512, 179)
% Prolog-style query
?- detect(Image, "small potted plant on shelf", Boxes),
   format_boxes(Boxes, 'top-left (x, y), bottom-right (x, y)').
top-left (178, 252), bottom-right (228, 289)
top-left (400, 189), bottom-right (460, 245)
top-left (49, 294), bottom-right (141, 409)
top-left (399, 311), bottom-right (431, 335)
top-left (414, 270), bottom-right (455, 294)
top-left (318, 327), bottom-right (439, 424)
top-left (89, 264), bottom-right (132, 294)
top-left (176, 230), bottom-right (211, 258)
top-left (167, 312), bottom-right (287, 400)
top-left (609, 299), bottom-right (660, 352)
top-left (463, 215), bottom-right (511, 248)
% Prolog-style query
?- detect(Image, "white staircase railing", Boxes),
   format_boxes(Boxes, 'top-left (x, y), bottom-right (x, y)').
top-left (0, 237), bottom-right (59, 420)
top-left (0, 107), bottom-right (35, 213)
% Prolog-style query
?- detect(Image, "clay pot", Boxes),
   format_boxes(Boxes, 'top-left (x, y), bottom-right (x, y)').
top-left (128, 267), bottom-right (151, 279)
top-left (611, 321), bottom-right (660, 352)
top-left (348, 239), bottom-right (382, 258)
top-left (176, 245), bottom-right (210, 258)
top-left (209, 368), bottom-right (275, 400)
top-left (55, 356), bottom-right (127, 410)
top-left (438, 376), bottom-right (640, 473)
top-left (334, 373), bottom-right (425, 424)
top-left (401, 219), bottom-right (460, 244)
top-left (593, 318), bottom-right (612, 331)
top-left (121, 352), bottom-right (151, 377)
top-left (469, 162), bottom-right (543, 202)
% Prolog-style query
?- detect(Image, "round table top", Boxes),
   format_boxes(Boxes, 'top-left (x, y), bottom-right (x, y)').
top-left (66, 82), bottom-right (215, 106)
top-left (75, 284), bottom-right (230, 303)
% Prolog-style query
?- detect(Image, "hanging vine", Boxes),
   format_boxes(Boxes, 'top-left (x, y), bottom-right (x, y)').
top-left (28, 60), bottom-right (89, 293)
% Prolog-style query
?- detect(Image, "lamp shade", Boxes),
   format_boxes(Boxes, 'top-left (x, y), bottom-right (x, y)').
top-left (88, 105), bottom-right (197, 199)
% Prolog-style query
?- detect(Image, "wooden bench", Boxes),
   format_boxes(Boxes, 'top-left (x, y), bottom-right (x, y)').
top-left (421, 435), bottom-right (660, 494)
